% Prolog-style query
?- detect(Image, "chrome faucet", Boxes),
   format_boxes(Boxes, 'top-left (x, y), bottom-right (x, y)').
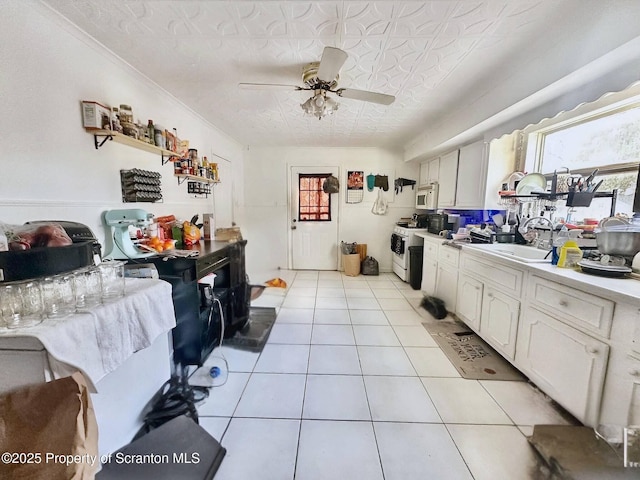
top-left (518, 216), bottom-right (554, 249)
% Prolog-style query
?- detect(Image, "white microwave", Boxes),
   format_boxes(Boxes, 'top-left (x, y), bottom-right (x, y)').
top-left (416, 183), bottom-right (438, 209)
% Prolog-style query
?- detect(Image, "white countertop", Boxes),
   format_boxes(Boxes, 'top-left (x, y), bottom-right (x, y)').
top-left (464, 245), bottom-right (640, 306)
top-left (416, 232), bottom-right (640, 306)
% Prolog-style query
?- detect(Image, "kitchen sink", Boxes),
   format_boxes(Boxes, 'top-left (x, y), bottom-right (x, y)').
top-left (465, 243), bottom-right (551, 263)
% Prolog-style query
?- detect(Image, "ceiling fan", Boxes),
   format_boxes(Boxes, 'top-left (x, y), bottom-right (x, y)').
top-left (238, 46), bottom-right (395, 120)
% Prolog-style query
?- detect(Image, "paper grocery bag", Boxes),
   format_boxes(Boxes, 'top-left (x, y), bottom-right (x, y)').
top-left (0, 372), bottom-right (98, 480)
top-left (342, 253), bottom-right (361, 276)
top-left (355, 243), bottom-right (367, 262)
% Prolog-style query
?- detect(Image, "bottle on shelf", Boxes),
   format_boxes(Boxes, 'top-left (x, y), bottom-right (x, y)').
top-left (110, 107), bottom-right (123, 133)
top-left (147, 120), bottom-right (155, 145)
top-left (154, 124), bottom-right (165, 149)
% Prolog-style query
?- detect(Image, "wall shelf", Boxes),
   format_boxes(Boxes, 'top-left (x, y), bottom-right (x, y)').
top-left (86, 128), bottom-right (179, 164)
top-left (175, 174), bottom-right (219, 186)
top-left (86, 126), bottom-right (221, 192)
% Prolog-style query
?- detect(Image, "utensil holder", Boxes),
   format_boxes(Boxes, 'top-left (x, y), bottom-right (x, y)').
top-left (566, 191), bottom-right (595, 207)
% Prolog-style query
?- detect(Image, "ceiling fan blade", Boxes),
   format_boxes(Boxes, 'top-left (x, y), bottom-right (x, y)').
top-left (238, 82), bottom-right (302, 91)
top-left (316, 47), bottom-right (348, 82)
top-left (336, 88), bottom-right (395, 105)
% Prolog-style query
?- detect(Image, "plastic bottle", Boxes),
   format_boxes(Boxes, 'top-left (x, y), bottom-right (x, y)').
top-left (551, 229), bottom-right (569, 266)
top-left (557, 239), bottom-right (583, 268)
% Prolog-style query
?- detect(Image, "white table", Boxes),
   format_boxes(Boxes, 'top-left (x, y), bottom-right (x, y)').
top-left (0, 278), bottom-right (177, 456)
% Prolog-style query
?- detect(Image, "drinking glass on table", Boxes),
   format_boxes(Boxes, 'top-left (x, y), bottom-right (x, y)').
top-left (99, 260), bottom-right (126, 300)
top-left (0, 283), bottom-right (23, 329)
top-left (16, 280), bottom-right (44, 327)
top-left (73, 266), bottom-right (102, 311)
top-left (42, 274), bottom-right (76, 318)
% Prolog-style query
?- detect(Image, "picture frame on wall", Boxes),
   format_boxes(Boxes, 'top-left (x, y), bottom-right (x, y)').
top-left (346, 170), bottom-right (364, 203)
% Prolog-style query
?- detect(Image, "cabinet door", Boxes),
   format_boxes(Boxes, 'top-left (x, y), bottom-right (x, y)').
top-left (427, 157), bottom-right (439, 184)
top-left (455, 141), bottom-right (488, 208)
top-left (437, 150), bottom-right (459, 208)
top-left (456, 274), bottom-right (483, 331)
top-left (421, 257), bottom-right (438, 295)
top-left (480, 286), bottom-right (519, 360)
top-left (515, 305), bottom-right (609, 426)
top-left (435, 263), bottom-right (458, 312)
top-left (419, 158), bottom-right (440, 186)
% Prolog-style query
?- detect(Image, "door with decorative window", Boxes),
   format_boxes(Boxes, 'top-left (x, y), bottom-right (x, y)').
top-left (290, 166), bottom-right (339, 270)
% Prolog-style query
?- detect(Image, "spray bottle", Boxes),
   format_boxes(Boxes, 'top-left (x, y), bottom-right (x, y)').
top-left (551, 228), bottom-right (568, 266)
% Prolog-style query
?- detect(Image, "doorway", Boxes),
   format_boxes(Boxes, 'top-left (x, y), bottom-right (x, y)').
top-left (289, 166), bottom-right (339, 270)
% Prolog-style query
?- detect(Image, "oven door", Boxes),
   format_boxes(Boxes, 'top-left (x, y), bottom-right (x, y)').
top-left (391, 233), bottom-right (409, 280)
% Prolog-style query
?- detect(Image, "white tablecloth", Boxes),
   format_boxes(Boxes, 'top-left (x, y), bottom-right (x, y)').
top-left (0, 278), bottom-right (176, 390)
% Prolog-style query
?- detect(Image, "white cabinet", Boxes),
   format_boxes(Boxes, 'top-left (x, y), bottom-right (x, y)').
top-left (421, 257), bottom-right (438, 295)
top-left (455, 141), bottom-right (488, 208)
top-left (435, 244), bottom-right (460, 311)
top-left (480, 286), bottom-right (520, 360)
top-left (456, 251), bottom-right (524, 360)
top-left (420, 237), bottom-right (440, 295)
top-left (437, 150), bottom-right (459, 208)
top-left (435, 263), bottom-right (458, 311)
top-left (419, 157), bottom-right (440, 186)
top-left (456, 274), bottom-right (483, 331)
top-left (515, 305), bottom-right (609, 426)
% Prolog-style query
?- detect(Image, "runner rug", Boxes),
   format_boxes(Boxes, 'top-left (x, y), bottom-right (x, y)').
top-left (422, 320), bottom-right (526, 381)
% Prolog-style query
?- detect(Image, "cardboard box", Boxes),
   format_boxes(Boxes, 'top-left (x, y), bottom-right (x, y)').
top-left (203, 213), bottom-right (215, 240)
top-left (81, 100), bottom-right (111, 129)
top-left (215, 227), bottom-right (242, 242)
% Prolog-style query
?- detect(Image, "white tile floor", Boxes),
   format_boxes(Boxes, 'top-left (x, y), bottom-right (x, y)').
top-left (198, 271), bottom-right (571, 480)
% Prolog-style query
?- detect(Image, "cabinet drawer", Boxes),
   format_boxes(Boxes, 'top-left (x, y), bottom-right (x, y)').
top-left (460, 252), bottom-right (524, 297)
top-left (528, 276), bottom-right (613, 338)
top-left (197, 253), bottom-right (230, 279)
top-left (438, 244), bottom-right (460, 267)
top-left (423, 239), bottom-right (439, 258)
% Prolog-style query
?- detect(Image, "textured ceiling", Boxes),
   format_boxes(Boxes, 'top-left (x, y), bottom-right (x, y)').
top-left (42, 0), bottom-right (609, 148)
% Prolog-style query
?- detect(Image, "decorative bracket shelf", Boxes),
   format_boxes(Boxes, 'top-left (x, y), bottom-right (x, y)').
top-left (87, 129), bottom-right (178, 164)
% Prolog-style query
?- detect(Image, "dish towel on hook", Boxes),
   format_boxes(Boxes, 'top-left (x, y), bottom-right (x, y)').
top-left (366, 174), bottom-right (375, 192)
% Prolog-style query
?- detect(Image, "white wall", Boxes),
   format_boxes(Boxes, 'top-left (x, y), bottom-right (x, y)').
top-left (0, 1), bottom-right (243, 249)
top-left (241, 147), bottom-right (419, 277)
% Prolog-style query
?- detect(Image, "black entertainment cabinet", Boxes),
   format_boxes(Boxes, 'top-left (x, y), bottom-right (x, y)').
top-left (146, 240), bottom-right (249, 367)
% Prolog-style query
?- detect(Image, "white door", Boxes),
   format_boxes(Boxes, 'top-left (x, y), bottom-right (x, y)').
top-left (435, 263), bottom-right (458, 312)
top-left (437, 149), bottom-right (459, 208)
top-left (480, 286), bottom-right (520, 360)
top-left (289, 166), bottom-right (339, 270)
top-left (456, 274), bottom-right (483, 331)
top-left (455, 141), bottom-right (488, 209)
top-left (515, 305), bottom-right (609, 426)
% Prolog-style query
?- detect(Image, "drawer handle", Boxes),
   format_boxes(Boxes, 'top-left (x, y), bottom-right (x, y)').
top-left (487, 292), bottom-right (494, 298)
top-left (559, 300), bottom-right (569, 307)
top-left (629, 368), bottom-right (640, 377)
top-left (586, 346), bottom-right (599, 354)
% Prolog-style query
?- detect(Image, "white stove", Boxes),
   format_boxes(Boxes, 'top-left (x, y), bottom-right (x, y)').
top-left (391, 226), bottom-right (429, 282)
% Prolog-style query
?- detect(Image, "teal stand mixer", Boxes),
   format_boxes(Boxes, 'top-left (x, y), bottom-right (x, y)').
top-left (102, 209), bottom-right (155, 260)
